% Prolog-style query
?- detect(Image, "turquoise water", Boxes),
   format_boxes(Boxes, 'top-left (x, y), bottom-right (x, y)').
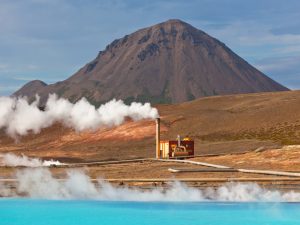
top-left (0, 199), bottom-right (299, 225)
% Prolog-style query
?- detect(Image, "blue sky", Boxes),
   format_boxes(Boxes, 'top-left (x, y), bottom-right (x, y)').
top-left (1, 0), bottom-right (300, 95)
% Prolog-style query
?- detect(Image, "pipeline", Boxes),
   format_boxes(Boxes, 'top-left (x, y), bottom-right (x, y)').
top-left (165, 158), bottom-right (300, 177)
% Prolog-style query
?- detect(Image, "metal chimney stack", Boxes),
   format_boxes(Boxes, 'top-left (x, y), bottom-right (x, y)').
top-left (177, 134), bottom-right (181, 147)
top-left (156, 118), bottom-right (161, 159)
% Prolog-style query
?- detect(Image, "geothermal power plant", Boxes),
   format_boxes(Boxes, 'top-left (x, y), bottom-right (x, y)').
top-left (1, 18), bottom-right (300, 203)
top-left (2, 114), bottom-right (300, 197)
top-left (156, 118), bottom-right (194, 159)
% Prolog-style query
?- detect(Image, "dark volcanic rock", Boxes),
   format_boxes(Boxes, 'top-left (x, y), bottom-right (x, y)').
top-left (137, 43), bottom-right (160, 61)
top-left (14, 19), bottom-right (289, 104)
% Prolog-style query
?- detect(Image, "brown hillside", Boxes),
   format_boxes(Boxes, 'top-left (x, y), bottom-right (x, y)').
top-left (1, 90), bottom-right (300, 162)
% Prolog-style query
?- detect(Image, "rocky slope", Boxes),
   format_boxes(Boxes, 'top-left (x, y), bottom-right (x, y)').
top-left (14, 19), bottom-right (288, 104)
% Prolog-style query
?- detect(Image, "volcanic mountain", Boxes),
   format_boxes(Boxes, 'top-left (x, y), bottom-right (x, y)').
top-left (14, 19), bottom-right (288, 104)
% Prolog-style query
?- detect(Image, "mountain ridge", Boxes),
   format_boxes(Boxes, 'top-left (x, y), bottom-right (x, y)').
top-left (14, 19), bottom-right (289, 104)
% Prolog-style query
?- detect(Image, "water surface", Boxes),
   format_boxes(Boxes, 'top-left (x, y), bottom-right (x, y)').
top-left (0, 199), bottom-right (299, 225)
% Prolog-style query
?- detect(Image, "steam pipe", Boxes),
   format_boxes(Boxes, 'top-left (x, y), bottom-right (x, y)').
top-left (177, 134), bottom-right (181, 147)
top-left (156, 118), bottom-right (160, 159)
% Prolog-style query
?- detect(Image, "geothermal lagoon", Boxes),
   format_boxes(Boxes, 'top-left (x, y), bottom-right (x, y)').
top-left (0, 200), bottom-right (299, 225)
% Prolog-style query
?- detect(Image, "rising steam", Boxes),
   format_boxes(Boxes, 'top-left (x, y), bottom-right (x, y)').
top-left (0, 94), bottom-right (159, 138)
top-left (0, 153), bottom-right (63, 167)
top-left (1, 168), bottom-right (300, 202)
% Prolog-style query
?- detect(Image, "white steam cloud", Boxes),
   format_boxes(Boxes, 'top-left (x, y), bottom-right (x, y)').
top-left (1, 168), bottom-right (300, 202)
top-left (0, 94), bottom-right (159, 138)
top-left (0, 153), bottom-right (63, 167)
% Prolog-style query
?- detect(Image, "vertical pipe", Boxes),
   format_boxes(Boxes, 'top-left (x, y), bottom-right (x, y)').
top-left (177, 134), bottom-right (181, 147)
top-left (156, 118), bottom-right (160, 159)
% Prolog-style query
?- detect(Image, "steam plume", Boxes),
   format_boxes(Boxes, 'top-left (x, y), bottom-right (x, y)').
top-left (0, 153), bottom-right (63, 167)
top-left (1, 168), bottom-right (300, 202)
top-left (0, 94), bottom-right (159, 138)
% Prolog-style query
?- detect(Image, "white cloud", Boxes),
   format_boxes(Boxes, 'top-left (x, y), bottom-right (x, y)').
top-left (0, 64), bottom-right (40, 73)
top-left (253, 55), bottom-right (300, 90)
top-left (26, 64), bottom-right (39, 70)
top-left (254, 56), bottom-right (300, 73)
top-left (272, 45), bottom-right (300, 55)
top-left (0, 63), bottom-right (9, 71)
top-left (0, 0), bottom-right (299, 92)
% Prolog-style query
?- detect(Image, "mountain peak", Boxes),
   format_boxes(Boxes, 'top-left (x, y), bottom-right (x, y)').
top-left (158, 19), bottom-right (189, 26)
top-left (14, 20), bottom-right (288, 104)
top-left (13, 80), bottom-right (47, 98)
top-left (145, 19), bottom-right (201, 35)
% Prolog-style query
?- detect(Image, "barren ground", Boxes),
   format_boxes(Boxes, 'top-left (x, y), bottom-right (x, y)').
top-left (1, 91), bottom-right (300, 190)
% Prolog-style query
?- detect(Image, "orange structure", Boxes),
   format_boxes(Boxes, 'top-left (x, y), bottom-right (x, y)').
top-left (159, 135), bottom-right (194, 158)
top-left (155, 118), bottom-right (194, 159)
